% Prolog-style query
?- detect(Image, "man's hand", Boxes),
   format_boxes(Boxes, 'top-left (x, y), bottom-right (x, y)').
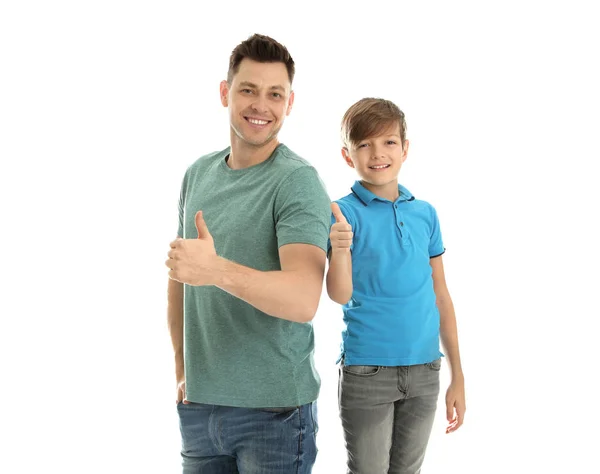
top-left (445, 379), bottom-right (466, 433)
top-left (330, 203), bottom-right (353, 253)
top-left (176, 379), bottom-right (188, 404)
top-left (166, 211), bottom-right (219, 286)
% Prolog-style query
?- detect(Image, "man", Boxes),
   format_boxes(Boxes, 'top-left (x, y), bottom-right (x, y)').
top-left (165, 34), bottom-right (330, 473)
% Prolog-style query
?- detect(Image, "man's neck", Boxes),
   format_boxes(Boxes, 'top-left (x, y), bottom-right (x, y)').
top-left (227, 132), bottom-right (280, 170)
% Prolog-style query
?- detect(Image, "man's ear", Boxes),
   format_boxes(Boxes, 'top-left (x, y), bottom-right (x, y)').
top-left (219, 80), bottom-right (229, 107)
top-left (286, 90), bottom-right (295, 116)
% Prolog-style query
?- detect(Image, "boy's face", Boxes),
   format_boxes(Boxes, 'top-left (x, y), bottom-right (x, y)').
top-left (220, 58), bottom-right (294, 148)
top-left (342, 123), bottom-right (409, 187)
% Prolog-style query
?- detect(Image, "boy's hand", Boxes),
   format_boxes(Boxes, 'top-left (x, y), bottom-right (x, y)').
top-left (330, 203), bottom-right (353, 253)
top-left (445, 379), bottom-right (466, 433)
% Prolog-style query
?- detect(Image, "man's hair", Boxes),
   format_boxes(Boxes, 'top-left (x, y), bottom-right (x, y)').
top-left (341, 98), bottom-right (407, 149)
top-left (227, 34), bottom-right (295, 84)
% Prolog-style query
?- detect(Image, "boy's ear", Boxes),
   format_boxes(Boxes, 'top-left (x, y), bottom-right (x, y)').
top-left (341, 148), bottom-right (355, 168)
top-left (401, 139), bottom-right (410, 163)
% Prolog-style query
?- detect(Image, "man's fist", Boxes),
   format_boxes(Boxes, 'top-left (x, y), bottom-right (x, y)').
top-left (166, 211), bottom-right (219, 286)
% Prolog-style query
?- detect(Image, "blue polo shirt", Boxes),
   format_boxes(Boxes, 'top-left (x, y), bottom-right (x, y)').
top-left (328, 181), bottom-right (445, 366)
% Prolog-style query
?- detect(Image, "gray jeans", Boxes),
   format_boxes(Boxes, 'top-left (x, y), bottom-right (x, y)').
top-left (338, 359), bottom-right (441, 474)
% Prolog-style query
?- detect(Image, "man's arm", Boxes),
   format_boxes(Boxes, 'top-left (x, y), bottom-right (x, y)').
top-left (215, 243), bottom-right (326, 323)
top-left (167, 277), bottom-right (186, 401)
top-left (431, 255), bottom-right (466, 432)
top-left (167, 211), bottom-right (327, 324)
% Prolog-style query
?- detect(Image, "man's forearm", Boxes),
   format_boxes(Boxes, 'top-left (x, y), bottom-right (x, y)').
top-left (438, 298), bottom-right (464, 380)
top-left (326, 250), bottom-right (353, 304)
top-left (213, 257), bottom-right (323, 323)
top-left (167, 278), bottom-right (184, 381)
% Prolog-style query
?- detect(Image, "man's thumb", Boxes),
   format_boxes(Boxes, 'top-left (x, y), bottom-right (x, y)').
top-left (331, 203), bottom-right (347, 224)
top-left (195, 211), bottom-right (210, 239)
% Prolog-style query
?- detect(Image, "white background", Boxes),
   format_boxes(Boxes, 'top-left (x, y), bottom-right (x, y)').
top-left (1, 1), bottom-right (599, 472)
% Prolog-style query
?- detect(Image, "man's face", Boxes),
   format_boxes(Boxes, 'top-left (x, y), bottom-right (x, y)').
top-left (342, 123), bottom-right (409, 187)
top-left (220, 59), bottom-right (294, 148)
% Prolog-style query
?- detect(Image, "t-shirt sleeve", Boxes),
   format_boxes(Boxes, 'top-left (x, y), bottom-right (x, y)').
top-left (274, 166), bottom-right (331, 252)
top-left (177, 169), bottom-right (189, 238)
top-left (429, 205), bottom-right (445, 258)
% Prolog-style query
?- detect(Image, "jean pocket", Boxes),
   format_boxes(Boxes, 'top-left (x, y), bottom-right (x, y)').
top-left (342, 364), bottom-right (381, 376)
top-left (425, 358), bottom-right (442, 371)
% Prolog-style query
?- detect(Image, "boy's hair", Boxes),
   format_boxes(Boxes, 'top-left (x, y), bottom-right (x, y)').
top-left (227, 34), bottom-right (295, 85)
top-left (341, 98), bottom-right (407, 149)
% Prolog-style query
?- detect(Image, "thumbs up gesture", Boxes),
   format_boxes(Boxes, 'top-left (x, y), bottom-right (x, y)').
top-left (330, 203), bottom-right (353, 253)
top-left (166, 211), bottom-right (219, 286)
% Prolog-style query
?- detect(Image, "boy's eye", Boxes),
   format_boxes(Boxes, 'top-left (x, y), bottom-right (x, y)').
top-left (386, 140), bottom-right (397, 145)
top-left (357, 143), bottom-right (369, 148)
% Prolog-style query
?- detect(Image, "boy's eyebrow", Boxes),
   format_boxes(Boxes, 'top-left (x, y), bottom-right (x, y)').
top-left (359, 133), bottom-right (402, 141)
top-left (238, 81), bottom-right (286, 92)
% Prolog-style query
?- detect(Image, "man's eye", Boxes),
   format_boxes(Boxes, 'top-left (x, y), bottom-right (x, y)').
top-left (241, 89), bottom-right (253, 94)
top-left (272, 93), bottom-right (282, 98)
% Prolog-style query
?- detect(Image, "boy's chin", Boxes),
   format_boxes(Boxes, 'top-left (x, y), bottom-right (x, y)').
top-left (359, 176), bottom-right (399, 187)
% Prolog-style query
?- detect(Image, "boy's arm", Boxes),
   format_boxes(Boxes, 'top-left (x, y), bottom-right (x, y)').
top-left (326, 204), bottom-right (353, 304)
top-left (431, 255), bottom-right (466, 432)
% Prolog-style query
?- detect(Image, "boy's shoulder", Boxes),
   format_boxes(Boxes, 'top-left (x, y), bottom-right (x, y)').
top-left (333, 184), bottom-right (439, 222)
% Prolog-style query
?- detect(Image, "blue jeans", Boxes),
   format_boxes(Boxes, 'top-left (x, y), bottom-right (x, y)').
top-left (176, 402), bottom-right (318, 473)
top-left (339, 359), bottom-right (441, 474)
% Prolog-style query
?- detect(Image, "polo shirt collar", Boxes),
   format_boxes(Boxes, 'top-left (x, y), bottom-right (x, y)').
top-left (351, 180), bottom-right (414, 206)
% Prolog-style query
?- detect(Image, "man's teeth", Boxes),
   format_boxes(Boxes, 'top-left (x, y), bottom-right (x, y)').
top-left (248, 118), bottom-right (269, 125)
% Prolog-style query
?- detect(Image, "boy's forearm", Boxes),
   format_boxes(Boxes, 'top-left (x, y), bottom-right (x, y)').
top-left (438, 298), bottom-right (464, 380)
top-left (213, 257), bottom-right (323, 323)
top-left (326, 250), bottom-right (353, 305)
top-left (167, 278), bottom-right (185, 381)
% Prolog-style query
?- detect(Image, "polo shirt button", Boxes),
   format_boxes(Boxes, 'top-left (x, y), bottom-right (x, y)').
top-left (400, 222), bottom-right (404, 226)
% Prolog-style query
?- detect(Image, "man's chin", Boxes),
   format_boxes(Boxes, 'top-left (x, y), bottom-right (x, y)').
top-left (242, 134), bottom-right (278, 148)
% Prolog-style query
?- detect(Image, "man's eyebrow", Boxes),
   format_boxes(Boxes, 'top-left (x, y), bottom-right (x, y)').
top-left (238, 81), bottom-right (286, 92)
top-left (238, 81), bottom-right (258, 88)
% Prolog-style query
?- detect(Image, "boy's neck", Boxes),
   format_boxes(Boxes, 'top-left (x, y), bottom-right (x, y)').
top-left (360, 179), bottom-right (400, 202)
top-left (227, 131), bottom-right (280, 170)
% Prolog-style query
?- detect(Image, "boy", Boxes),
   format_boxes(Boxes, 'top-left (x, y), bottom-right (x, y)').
top-left (326, 98), bottom-right (466, 474)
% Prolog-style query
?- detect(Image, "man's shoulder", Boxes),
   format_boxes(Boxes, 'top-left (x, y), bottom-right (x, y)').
top-left (186, 147), bottom-right (230, 173)
top-left (272, 144), bottom-right (318, 174)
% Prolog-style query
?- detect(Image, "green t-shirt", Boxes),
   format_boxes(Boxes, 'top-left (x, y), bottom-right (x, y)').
top-left (177, 143), bottom-right (331, 407)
